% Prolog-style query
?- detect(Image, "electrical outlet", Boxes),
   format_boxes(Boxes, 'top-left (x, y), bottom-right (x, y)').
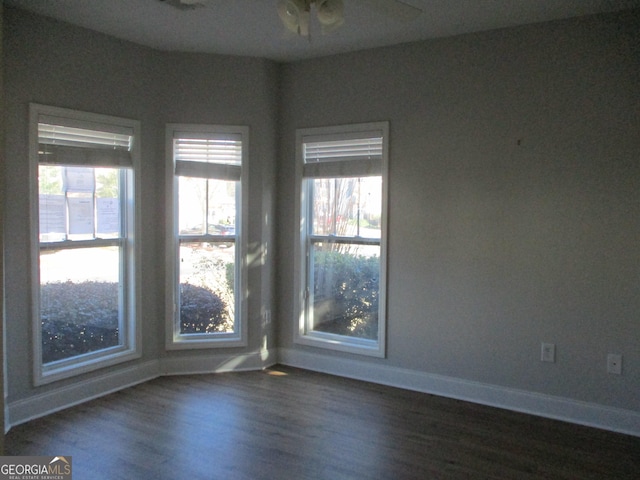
top-left (541, 343), bottom-right (555, 363)
top-left (607, 354), bottom-right (622, 375)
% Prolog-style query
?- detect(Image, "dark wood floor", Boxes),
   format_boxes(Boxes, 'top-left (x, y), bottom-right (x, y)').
top-left (5, 366), bottom-right (640, 479)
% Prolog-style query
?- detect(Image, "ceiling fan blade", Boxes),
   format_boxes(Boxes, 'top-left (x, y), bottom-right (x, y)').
top-left (158, 0), bottom-right (206, 11)
top-left (278, 0), bottom-right (311, 36)
top-left (357, 0), bottom-right (422, 22)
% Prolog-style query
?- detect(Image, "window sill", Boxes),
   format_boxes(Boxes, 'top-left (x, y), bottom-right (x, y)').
top-left (295, 331), bottom-right (385, 358)
top-left (36, 347), bottom-right (141, 386)
top-left (166, 333), bottom-right (247, 350)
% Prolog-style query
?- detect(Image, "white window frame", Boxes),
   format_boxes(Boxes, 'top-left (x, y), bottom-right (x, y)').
top-left (165, 124), bottom-right (249, 349)
top-left (294, 122), bottom-right (389, 357)
top-left (29, 104), bottom-right (141, 386)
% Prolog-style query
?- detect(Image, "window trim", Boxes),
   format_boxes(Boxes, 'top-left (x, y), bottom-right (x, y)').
top-left (293, 122), bottom-right (389, 358)
top-left (165, 123), bottom-right (249, 350)
top-left (30, 103), bottom-right (142, 386)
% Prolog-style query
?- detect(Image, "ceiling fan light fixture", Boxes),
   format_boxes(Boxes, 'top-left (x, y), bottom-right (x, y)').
top-left (316, 0), bottom-right (344, 32)
top-left (277, 0), bottom-right (311, 36)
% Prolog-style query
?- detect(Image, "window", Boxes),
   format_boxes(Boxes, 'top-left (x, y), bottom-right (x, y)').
top-left (30, 104), bottom-right (141, 385)
top-left (294, 122), bottom-right (388, 357)
top-left (166, 124), bottom-right (248, 348)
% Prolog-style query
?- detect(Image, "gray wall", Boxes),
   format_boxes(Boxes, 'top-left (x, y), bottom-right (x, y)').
top-left (277, 10), bottom-right (640, 412)
top-left (3, 8), bottom-right (277, 402)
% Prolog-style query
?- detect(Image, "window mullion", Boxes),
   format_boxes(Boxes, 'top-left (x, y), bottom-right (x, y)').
top-left (309, 235), bottom-right (380, 246)
top-left (39, 238), bottom-right (121, 250)
top-left (178, 234), bottom-right (236, 244)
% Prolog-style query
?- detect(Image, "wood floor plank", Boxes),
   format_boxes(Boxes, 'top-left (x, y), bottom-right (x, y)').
top-left (5, 366), bottom-right (640, 479)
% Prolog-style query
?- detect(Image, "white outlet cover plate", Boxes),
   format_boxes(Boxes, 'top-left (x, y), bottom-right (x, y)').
top-left (541, 343), bottom-right (555, 363)
top-left (607, 354), bottom-right (622, 374)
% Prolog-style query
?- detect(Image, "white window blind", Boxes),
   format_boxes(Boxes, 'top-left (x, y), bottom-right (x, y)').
top-left (174, 134), bottom-right (242, 165)
top-left (302, 131), bottom-right (383, 178)
top-left (38, 121), bottom-right (134, 167)
top-left (173, 133), bottom-right (242, 181)
top-left (303, 133), bottom-right (383, 163)
top-left (39, 124), bottom-right (132, 149)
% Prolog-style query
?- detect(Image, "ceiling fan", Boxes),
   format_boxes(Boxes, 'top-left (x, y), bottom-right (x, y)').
top-left (277, 0), bottom-right (423, 37)
top-left (158, 0), bottom-right (423, 36)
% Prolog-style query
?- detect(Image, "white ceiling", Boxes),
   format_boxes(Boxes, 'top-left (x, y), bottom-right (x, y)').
top-left (5, 0), bottom-right (640, 62)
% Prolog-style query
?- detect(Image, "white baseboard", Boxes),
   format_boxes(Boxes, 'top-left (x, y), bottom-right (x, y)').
top-left (160, 349), bottom-right (277, 376)
top-left (7, 348), bottom-right (637, 438)
top-left (6, 359), bottom-right (160, 430)
top-left (277, 348), bottom-right (640, 438)
top-left (6, 349), bottom-right (278, 431)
